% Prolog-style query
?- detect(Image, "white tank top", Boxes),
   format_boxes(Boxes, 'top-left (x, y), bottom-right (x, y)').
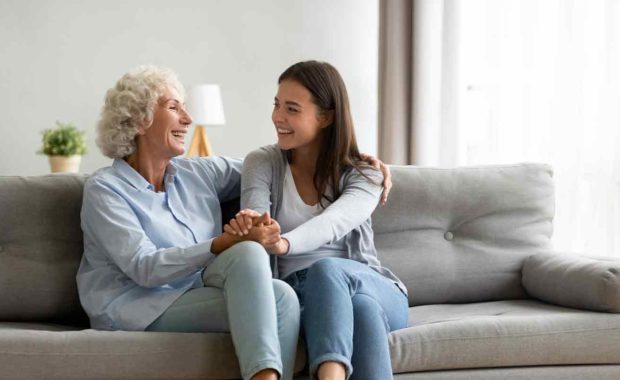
top-left (277, 163), bottom-right (347, 280)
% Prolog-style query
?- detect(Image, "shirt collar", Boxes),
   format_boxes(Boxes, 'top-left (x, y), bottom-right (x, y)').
top-left (164, 161), bottom-right (178, 185)
top-left (113, 158), bottom-right (178, 192)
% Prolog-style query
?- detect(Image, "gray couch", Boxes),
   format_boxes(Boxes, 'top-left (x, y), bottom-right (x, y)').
top-left (1, 163), bottom-right (619, 379)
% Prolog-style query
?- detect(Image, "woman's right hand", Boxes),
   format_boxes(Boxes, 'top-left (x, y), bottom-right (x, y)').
top-left (244, 214), bottom-right (281, 247)
top-left (266, 236), bottom-right (289, 256)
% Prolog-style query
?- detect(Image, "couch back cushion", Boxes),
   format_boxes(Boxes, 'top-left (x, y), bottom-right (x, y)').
top-left (372, 163), bottom-right (554, 306)
top-left (0, 174), bottom-right (240, 326)
top-left (0, 175), bottom-right (89, 325)
top-left (0, 164), bottom-right (553, 322)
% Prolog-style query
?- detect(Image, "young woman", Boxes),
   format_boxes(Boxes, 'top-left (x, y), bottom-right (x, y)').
top-left (227, 61), bottom-right (409, 380)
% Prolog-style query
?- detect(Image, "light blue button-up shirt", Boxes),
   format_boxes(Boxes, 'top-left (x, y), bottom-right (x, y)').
top-left (77, 156), bottom-right (242, 331)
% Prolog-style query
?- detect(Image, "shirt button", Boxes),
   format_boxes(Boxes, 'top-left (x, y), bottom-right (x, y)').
top-left (444, 231), bottom-right (454, 241)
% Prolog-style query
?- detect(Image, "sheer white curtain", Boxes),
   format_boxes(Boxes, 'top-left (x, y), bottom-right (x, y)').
top-left (447, 0), bottom-right (620, 256)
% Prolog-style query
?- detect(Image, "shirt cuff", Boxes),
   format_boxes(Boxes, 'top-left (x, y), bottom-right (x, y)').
top-left (184, 238), bottom-right (217, 269)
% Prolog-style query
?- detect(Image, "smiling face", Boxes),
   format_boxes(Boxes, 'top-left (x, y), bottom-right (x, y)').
top-left (272, 79), bottom-right (331, 153)
top-left (136, 85), bottom-right (192, 159)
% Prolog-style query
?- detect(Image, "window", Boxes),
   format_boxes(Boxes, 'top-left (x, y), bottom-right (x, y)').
top-left (455, 0), bottom-right (620, 256)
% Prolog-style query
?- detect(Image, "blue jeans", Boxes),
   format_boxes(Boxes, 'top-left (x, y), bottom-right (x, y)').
top-left (284, 257), bottom-right (409, 380)
top-left (147, 241), bottom-right (300, 380)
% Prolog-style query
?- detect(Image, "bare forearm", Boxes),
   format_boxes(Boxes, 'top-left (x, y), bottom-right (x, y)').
top-left (211, 227), bottom-right (276, 255)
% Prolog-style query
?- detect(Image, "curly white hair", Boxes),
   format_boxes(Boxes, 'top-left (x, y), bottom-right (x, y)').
top-left (96, 65), bottom-right (185, 158)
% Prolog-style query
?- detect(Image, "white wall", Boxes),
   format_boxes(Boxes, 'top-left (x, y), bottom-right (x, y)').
top-left (0, 0), bottom-right (378, 175)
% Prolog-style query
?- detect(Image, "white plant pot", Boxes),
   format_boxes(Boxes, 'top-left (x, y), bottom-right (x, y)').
top-left (48, 155), bottom-right (82, 173)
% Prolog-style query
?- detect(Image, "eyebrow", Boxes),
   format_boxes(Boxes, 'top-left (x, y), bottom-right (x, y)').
top-left (274, 97), bottom-right (302, 107)
top-left (162, 98), bottom-right (182, 105)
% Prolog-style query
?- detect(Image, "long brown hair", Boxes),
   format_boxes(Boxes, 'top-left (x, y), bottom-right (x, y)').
top-left (279, 60), bottom-right (374, 207)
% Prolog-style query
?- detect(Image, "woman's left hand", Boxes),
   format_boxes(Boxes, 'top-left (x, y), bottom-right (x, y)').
top-left (224, 208), bottom-right (262, 236)
top-left (266, 235), bottom-right (290, 256)
top-left (360, 153), bottom-right (392, 206)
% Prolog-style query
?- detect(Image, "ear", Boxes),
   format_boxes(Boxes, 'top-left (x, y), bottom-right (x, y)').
top-left (135, 119), bottom-right (149, 135)
top-left (319, 110), bottom-right (334, 129)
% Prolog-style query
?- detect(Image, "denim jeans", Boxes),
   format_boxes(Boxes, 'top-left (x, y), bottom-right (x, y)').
top-left (284, 257), bottom-right (409, 380)
top-left (147, 241), bottom-right (300, 380)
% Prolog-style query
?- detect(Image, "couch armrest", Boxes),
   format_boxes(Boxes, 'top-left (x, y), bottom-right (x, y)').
top-left (522, 252), bottom-right (620, 313)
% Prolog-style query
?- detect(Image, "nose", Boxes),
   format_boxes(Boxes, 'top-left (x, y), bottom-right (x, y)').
top-left (180, 107), bottom-right (192, 126)
top-left (272, 106), bottom-right (284, 124)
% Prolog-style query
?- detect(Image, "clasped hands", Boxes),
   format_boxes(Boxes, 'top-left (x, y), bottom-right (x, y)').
top-left (224, 209), bottom-right (289, 255)
top-left (222, 155), bottom-right (392, 255)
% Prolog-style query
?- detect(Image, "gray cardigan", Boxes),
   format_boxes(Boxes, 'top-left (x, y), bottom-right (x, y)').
top-left (241, 144), bottom-right (407, 294)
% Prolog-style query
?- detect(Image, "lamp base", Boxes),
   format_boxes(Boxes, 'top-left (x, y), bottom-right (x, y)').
top-left (187, 125), bottom-right (212, 157)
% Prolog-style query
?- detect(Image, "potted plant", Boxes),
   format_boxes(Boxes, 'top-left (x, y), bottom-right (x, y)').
top-left (38, 121), bottom-right (87, 173)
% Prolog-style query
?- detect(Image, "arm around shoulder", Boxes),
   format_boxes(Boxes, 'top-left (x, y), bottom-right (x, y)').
top-left (196, 156), bottom-right (243, 202)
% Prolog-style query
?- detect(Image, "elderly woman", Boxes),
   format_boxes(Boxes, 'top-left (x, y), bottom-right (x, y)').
top-left (76, 66), bottom-right (299, 380)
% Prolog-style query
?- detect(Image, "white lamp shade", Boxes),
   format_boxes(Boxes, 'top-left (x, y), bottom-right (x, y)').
top-left (186, 84), bottom-right (226, 126)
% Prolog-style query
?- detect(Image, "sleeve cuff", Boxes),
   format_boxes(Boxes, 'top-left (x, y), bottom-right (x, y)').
top-left (282, 233), bottom-right (295, 255)
top-left (283, 237), bottom-right (292, 255)
top-left (184, 238), bottom-right (217, 268)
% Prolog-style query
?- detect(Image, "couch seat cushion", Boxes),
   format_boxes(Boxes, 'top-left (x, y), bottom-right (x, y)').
top-left (0, 323), bottom-right (306, 379)
top-left (390, 299), bottom-right (620, 373)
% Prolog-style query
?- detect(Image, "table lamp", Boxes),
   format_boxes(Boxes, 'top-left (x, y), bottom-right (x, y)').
top-left (185, 84), bottom-right (225, 157)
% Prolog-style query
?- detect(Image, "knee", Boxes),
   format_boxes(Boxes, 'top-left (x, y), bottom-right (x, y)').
top-left (219, 241), bottom-right (270, 274)
top-left (352, 294), bottom-right (388, 331)
top-left (231, 240), bottom-right (266, 255)
top-left (225, 241), bottom-right (268, 263)
top-left (273, 279), bottom-right (300, 318)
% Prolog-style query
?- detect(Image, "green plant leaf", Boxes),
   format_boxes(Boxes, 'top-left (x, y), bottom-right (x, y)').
top-left (37, 121), bottom-right (88, 156)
